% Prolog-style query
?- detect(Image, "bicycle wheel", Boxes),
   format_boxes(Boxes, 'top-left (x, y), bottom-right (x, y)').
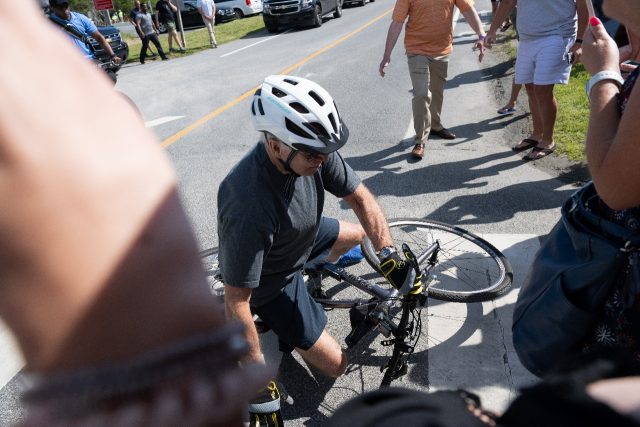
top-left (362, 218), bottom-right (512, 302)
top-left (200, 248), bottom-right (224, 300)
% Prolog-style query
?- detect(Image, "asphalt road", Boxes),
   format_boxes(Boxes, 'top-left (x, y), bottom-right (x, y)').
top-left (1, 0), bottom-right (586, 424)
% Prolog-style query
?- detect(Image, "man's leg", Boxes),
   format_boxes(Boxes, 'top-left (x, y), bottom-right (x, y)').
top-left (204, 18), bottom-right (217, 47)
top-left (524, 83), bottom-right (544, 142)
top-left (512, 38), bottom-right (544, 149)
top-left (171, 29), bottom-right (184, 50)
top-left (252, 269), bottom-right (345, 377)
top-left (326, 221), bottom-right (365, 263)
top-left (427, 55), bottom-right (450, 132)
top-left (149, 33), bottom-right (168, 59)
top-left (297, 331), bottom-right (347, 378)
top-left (139, 35), bottom-right (149, 63)
top-left (166, 25), bottom-right (173, 50)
top-left (407, 54), bottom-right (430, 142)
top-left (523, 35), bottom-right (571, 159)
top-left (532, 84), bottom-right (557, 149)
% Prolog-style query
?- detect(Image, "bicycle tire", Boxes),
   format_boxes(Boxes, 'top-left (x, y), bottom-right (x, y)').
top-left (200, 247), bottom-right (224, 301)
top-left (362, 218), bottom-right (513, 303)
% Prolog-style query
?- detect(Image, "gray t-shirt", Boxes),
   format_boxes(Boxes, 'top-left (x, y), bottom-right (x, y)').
top-left (516, 0), bottom-right (577, 40)
top-left (217, 142), bottom-right (361, 307)
top-left (136, 12), bottom-right (156, 36)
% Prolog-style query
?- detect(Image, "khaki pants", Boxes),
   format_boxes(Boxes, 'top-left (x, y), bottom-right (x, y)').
top-left (407, 53), bottom-right (449, 141)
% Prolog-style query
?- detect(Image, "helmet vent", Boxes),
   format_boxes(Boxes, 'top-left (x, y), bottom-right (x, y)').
top-left (308, 91), bottom-right (325, 106)
top-left (328, 113), bottom-right (337, 134)
top-left (290, 102), bottom-right (309, 114)
top-left (272, 87), bottom-right (287, 98)
top-left (304, 122), bottom-right (330, 139)
top-left (258, 99), bottom-right (265, 115)
top-left (285, 118), bottom-right (314, 140)
top-left (283, 78), bottom-right (299, 86)
top-left (251, 101), bottom-right (256, 116)
top-left (255, 88), bottom-right (262, 96)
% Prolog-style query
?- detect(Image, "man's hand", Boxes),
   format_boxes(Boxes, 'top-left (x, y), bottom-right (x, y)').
top-left (379, 249), bottom-right (416, 294)
top-left (474, 37), bottom-right (486, 62)
top-left (379, 56), bottom-right (390, 77)
top-left (570, 42), bottom-right (583, 64)
top-left (483, 30), bottom-right (497, 49)
top-left (112, 55), bottom-right (122, 65)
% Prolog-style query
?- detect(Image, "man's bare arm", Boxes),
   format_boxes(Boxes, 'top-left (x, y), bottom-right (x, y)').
top-left (484, 0), bottom-right (516, 47)
top-left (224, 285), bottom-right (264, 364)
top-left (343, 184), bottom-right (394, 250)
top-left (379, 21), bottom-right (403, 77)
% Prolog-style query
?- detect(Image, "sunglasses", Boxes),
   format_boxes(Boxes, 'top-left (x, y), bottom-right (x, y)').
top-left (300, 151), bottom-right (324, 162)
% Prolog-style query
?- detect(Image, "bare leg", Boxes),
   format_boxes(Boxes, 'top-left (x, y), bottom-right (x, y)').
top-left (170, 30), bottom-right (184, 50)
top-left (296, 330), bottom-right (347, 377)
top-left (532, 84), bottom-right (557, 149)
top-left (500, 80), bottom-right (522, 110)
top-left (522, 84), bottom-right (556, 159)
top-left (524, 83), bottom-right (544, 142)
top-left (326, 221), bottom-right (365, 263)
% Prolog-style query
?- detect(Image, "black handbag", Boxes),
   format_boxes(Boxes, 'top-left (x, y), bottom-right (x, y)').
top-left (512, 182), bottom-right (640, 377)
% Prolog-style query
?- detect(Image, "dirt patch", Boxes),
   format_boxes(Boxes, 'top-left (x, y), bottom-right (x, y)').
top-left (481, 41), bottom-right (591, 186)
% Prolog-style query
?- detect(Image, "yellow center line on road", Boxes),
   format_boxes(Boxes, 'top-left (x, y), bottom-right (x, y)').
top-left (161, 8), bottom-right (393, 148)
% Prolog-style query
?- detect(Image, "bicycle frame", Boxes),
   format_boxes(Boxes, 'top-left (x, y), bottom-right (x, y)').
top-left (314, 240), bottom-right (439, 308)
top-left (311, 241), bottom-right (440, 387)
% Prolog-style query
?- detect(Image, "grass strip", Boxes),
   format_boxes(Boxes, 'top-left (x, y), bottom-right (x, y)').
top-left (123, 15), bottom-right (265, 63)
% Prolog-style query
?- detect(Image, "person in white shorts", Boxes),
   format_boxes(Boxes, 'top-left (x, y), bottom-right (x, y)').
top-left (197, 0), bottom-right (218, 48)
top-left (484, 0), bottom-right (588, 160)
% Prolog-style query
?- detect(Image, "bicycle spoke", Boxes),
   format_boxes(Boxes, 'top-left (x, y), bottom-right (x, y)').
top-left (362, 219), bottom-right (512, 302)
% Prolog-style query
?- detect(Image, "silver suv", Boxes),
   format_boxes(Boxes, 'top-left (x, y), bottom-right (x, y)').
top-left (216, 0), bottom-right (263, 18)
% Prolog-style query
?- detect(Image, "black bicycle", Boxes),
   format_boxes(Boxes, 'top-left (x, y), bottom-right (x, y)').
top-left (201, 218), bottom-right (513, 387)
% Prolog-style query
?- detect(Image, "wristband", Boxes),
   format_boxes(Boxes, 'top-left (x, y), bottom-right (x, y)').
top-left (377, 246), bottom-right (397, 260)
top-left (478, 34), bottom-right (486, 41)
top-left (586, 70), bottom-right (624, 100)
top-left (574, 38), bottom-right (583, 44)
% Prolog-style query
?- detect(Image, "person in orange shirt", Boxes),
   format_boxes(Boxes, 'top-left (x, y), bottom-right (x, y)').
top-left (379, 0), bottom-right (486, 159)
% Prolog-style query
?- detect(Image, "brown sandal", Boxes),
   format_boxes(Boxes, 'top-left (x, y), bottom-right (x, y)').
top-left (512, 138), bottom-right (538, 152)
top-left (524, 145), bottom-right (556, 161)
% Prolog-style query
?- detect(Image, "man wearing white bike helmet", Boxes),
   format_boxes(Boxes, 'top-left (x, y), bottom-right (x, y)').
top-left (218, 75), bottom-right (416, 381)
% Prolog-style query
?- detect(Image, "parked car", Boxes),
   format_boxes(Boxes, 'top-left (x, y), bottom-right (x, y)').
top-left (216, 0), bottom-right (263, 18)
top-left (262, 0), bottom-right (341, 32)
top-left (342, 0), bottom-right (372, 7)
top-left (89, 26), bottom-right (129, 68)
top-left (158, 1), bottom-right (237, 32)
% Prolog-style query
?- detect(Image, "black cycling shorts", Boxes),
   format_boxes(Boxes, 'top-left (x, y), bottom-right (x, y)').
top-left (252, 217), bottom-right (339, 353)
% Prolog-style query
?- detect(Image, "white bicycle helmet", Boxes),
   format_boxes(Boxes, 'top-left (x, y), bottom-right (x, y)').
top-left (251, 75), bottom-right (349, 154)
